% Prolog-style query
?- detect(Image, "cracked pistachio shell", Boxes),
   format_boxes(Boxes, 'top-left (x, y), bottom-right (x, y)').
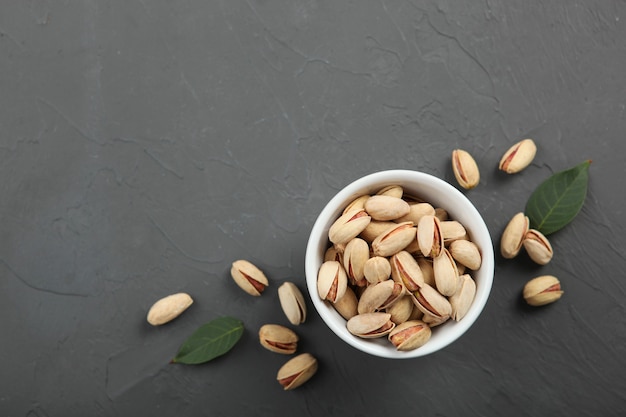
top-left (357, 279), bottom-right (405, 314)
top-left (359, 220), bottom-right (396, 243)
top-left (278, 282), bottom-right (307, 325)
top-left (317, 261), bottom-right (348, 303)
top-left (421, 311), bottom-right (450, 327)
top-left (417, 215), bottom-right (444, 258)
top-left (396, 202), bottom-right (436, 224)
top-left (449, 274), bottom-right (476, 321)
top-left (500, 212), bottom-right (529, 259)
top-left (441, 221), bottom-right (468, 245)
top-left (277, 353), bottom-right (318, 390)
top-left (371, 222), bottom-right (416, 257)
top-left (499, 138), bottom-right (537, 174)
top-left (146, 293), bottom-right (193, 326)
top-left (347, 312), bottom-right (396, 338)
top-left (376, 185), bottom-right (404, 198)
top-left (333, 286), bottom-right (358, 320)
top-left (412, 284), bottom-right (452, 319)
top-left (324, 246), bottom-right (342, 263)
top-left (449, 239), bottom-right (482, 270)
top-left (523, 275), bottom-right (563, 306)
top-left (231, 260), bottom-right (269, 296)
top-left (416, 257), bottom-right (435, 287)
top-left (452, 149), bottom-right (480, 189)
top-left (386, 295), bottom-right (415, 325)
top-left (342, 194), bottom-right (370, 215)
top-left (364, 195), bottom-right (410, 221)
top-left (388, 320), bottom-right (432, 351)
top-left (259, 324), bottom-right (299, 355)
top-left (433, 248), bottom-right (459, 297)
top-left (343, 238), bottom-right (370, 287)
top-left (328, 208), bottom-right (371, 245)
top-left (363, 256), bottom-right (391, 284)
top-left (522, 229), bottom-right (553, 265)
top-left (390, 250), bottom-right (424, 292)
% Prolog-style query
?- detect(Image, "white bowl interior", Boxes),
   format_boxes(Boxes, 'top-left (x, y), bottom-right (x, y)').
top-left (305, 170), bottom-right (494, 359)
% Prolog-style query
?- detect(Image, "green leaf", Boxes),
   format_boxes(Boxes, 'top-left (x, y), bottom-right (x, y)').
top-left (171, 316), bottom-right (244, 365)
top-left (525, 160), bottom-right (591, 235)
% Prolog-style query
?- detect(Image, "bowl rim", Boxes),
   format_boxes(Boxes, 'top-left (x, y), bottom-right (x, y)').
top-left (305, 169), bottom-right (494, 359)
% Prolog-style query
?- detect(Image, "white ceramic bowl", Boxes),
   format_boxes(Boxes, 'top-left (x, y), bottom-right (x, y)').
top-left (305, 170), bottom-right (494, 358)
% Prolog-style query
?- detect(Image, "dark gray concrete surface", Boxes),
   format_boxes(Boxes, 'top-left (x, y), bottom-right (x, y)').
top-left (1, 1), bottom-right (625, 416)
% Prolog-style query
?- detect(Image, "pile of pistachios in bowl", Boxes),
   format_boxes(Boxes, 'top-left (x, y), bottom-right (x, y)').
top-left (316, 185), bottom-right (482, 351)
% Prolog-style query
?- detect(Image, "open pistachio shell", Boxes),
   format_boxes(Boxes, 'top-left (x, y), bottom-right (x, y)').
top-left (231, 260), bottom-right (269, 296)
top-left (276, 353), bottom-right (318, 390)
top-left (329, 208), bottom-right (371, 245)
top-left (499, 138), bottom-right (537, 174)
top-left (522, 229), bottom-right (553, 265)
top-left (317, 261), bottom-right (348, 303)
top-left (449, 274), bottom-right (476, 321)
top-left (417, 215), bottom-right (444, 258)
top-left (500, 212), bottom-right (529, 259)
top-left (523, 275), bottom-right (563, 306)
top-left (278, 282), bottom-right (307, 325)
top-left (342, 194), bottom-right (370, 215)
top-left (412, 284), bottom-right (452, 319)
top-left (433, 248), bottom-right (459, 297)
top-left (390, 250), bottom-right (425, 292)
top-left (259, 324), bottom-right (299, 354)
top-left (357, 279), bottom-right (405, 314)
top-left (347, 312), bottom-right (396, 338)
top-left (371, 222), bottom-right (416, 257)
top-left (343, 238), bottom-right (370, 287)
top-left (388, 320), bottom-right (432, 351)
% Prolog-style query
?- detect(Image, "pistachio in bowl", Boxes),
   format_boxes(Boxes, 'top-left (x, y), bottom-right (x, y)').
top-left (305, 170), bottom-right (494, 359)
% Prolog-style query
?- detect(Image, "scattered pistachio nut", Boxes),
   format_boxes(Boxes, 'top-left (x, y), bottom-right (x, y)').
top-left (231, 259), bottom-right (269, 296)
top-left (452, 149), bottom-right (480, 189)
top-left (523, 275), bottom-right (563, 306)
top-left (146, 292), bottom-right (193, 326)
top-left (278, 282), bottom-right (307, 325)
top-left (276, 353), bottom-right (318, 390)
top-left (522, 229), bottom-right (553, 265)
top-left (259, 324), bottom-right (299, 354)
top-left (500, 212), bottom-right (529, 259)
top-left (499, 138), bottom-right (537, 174)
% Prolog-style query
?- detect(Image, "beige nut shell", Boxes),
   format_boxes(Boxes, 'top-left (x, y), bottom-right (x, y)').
top-left (147, 293), bottom-right (193, 326)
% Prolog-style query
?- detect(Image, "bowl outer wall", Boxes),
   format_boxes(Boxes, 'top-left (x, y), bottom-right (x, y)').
top-left (305, 170), bottom-right (494, 359)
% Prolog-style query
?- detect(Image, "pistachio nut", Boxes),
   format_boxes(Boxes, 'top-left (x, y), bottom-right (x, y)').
top-left (317, 261), bottom-right (348, 303)
top-left (328, 208), bottom-right (371, 245)
top-left (343, 238), bottom-right (370, 287)
top-left (522, 229), bottom-right (553, 265)
top-left (433, 248), bottom-right (459, 297)
top-left (363, 256), bottom-right (392, 284)
top-left (276, 353), bottom-right (318, 390)
top-left (523, 275), bottom-right (563, 306)
top-left (388, 320), bottom-right (432, 351)
top-left (324, 246), bottom-right (342, 263)
top-left (278, 282), bottom-right (307, 325)
top-left (412, 284), bottom-right (452, 319)
top-left (342, 194), bottom-right (370, 215)
top-left (333, 286), bottom-right (359, 320)
top-left (231, 260), bottom-right (269, 296)
top-left (386, 295), bottom-right (415, 325)
top-left (421, 311), bottom-right (450, 327)
top-left (449, 274), bottom-right (476, 321)
top-left (376, 185), bottom-right (404, 198)
top-left (434, 207), bottom-right (449, 222)
top-left (347, 312), bottom-right (396, 338)
top-left (499, 138), bottom-right (537, 174)
top-left (146, 293), bottom-right (193, 326)
top-left (416, 257), bottom-right (435, 287)
top-left (441, 221), bottom-right (468, 245)
top-left (417, 215), bottom-right (444, 258)
top-left (359, 220), bottom-right (396, 243)
top-left (396, 202), bottom-right (436, 224)
top-left (500, 212), bottom-right (529, 259)
top-left (452, 149), bottom-right (480, 189)
top-left (449, 239), bottom-right (482, 270)
top-left (371, 222), bottom-right (416, 257)
top-left (357, 279), bottom-right (405, 314)
top-left (364, 195), bottom-right (410, 221)
top-left (259, 324), bottom-right (299, 354)
top-left (390, 250), bottom-right (425, 292)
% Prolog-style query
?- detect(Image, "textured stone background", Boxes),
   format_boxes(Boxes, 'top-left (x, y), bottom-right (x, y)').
top-left (1, 1), bottom-right (625, 416)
